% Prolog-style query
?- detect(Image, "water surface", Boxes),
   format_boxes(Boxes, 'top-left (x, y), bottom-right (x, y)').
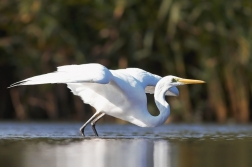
top-left (1, 122), bottom-right (252, 167)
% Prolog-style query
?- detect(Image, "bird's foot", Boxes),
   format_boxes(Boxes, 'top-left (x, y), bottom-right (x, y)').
top-left (91, 124), bottom-right (99, 137)
top-left (79, 128), bottom-right (85, 137)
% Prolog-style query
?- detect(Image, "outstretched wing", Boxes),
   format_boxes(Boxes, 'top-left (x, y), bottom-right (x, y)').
top-left (9, 63), bottom-right (112, 88)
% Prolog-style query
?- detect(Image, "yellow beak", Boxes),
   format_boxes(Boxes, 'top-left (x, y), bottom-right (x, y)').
top-left (177, 78), bottom-right (205, 84)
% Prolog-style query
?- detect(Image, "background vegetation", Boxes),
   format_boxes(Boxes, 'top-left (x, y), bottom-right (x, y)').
top-left (1, 0), bottom-right (251, 123)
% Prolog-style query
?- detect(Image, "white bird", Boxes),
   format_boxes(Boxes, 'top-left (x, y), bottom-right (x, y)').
top-left (9, 63), bottom-right (205, 136)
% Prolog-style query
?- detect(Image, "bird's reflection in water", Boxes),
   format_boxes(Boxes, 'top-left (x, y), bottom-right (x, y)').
top-left (20, 139), bottom-right (173, 167)
top-left (154, 140), bottom-right (176, 167)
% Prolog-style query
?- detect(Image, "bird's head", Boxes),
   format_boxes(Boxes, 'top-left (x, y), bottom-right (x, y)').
top-left (159, 75), bottom-right (205, 96)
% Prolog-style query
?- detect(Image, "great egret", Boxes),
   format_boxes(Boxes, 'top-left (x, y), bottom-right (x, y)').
top-left (9, 63), bottom-right (205, 136)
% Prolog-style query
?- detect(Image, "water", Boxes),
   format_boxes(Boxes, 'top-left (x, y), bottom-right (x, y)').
top-left (1, 122), bottom-right (252, 167)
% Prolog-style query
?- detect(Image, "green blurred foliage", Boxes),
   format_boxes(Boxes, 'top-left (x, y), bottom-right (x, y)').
top-left (0, 0), bottom-right (251, 123)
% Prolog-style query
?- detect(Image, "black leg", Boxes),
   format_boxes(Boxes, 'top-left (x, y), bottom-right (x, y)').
top-left (90, 113), bottom-right (105, 136)
top-left (79, 112), bottom-right (100, 136)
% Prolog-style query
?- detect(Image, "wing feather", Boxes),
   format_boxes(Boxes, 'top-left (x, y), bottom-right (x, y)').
top-left (145, 86), bottom-right (179, 96)
top-left (9, 63), bottom-right (112, 88)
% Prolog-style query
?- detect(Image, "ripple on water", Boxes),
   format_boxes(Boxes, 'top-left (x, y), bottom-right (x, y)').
top-left (1, 123), bottom-right (252, 167)
top-left (1, 122), bottom-right (252, 140)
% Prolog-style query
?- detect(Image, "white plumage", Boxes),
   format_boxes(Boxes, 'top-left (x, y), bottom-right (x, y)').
top-left (9, 63), bottom-right (204, 136)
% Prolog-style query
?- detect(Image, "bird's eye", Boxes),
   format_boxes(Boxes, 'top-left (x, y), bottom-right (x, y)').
top-left (172, 78), bottom-right (177, 82)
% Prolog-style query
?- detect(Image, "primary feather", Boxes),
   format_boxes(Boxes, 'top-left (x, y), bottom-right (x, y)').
top-left (9, 63), bottom-right (112, 88)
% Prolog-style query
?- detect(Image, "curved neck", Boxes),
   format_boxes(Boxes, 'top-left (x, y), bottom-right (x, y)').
top-left (145, 85), bottom-right (170, 127)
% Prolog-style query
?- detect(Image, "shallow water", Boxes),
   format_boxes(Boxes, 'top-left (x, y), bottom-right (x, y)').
top-left (1, 122), bottom-right (252, 167)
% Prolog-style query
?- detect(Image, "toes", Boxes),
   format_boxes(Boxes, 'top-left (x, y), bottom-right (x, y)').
top-left (80, 129), bottom-right (85, 136)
